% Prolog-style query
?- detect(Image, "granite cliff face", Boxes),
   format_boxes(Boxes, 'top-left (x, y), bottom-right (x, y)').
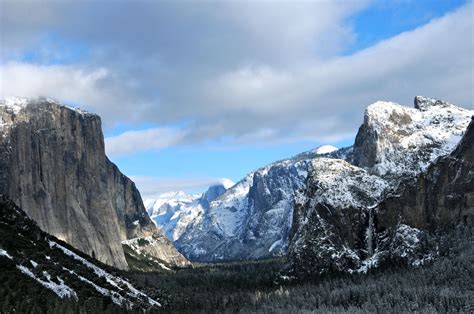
top-left (0, 97), bottom-right (188, 270)
top-left (289, 97), bottom-right (473, 275)
top-left (377, 117), bottom-right (474, 233)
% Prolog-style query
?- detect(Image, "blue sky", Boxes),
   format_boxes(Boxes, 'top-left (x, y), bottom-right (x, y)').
top-left (1, 0), bottom-right (473, 197)
top-left (347, 0), bottom-right (469, 53)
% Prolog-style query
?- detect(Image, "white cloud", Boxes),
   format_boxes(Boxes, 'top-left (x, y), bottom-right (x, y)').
top-left (0, 61), bottom-right (107, 100)
top-left (0, 61), bottom-right (154, 126)
top-left (1, 1), bottom-right (472, 155)
top-left (130, 175), bottom-right (234, 199)
top-left (105, 127), bottom-right (186, 157)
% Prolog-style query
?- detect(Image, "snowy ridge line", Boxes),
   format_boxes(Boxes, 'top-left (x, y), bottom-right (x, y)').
top-left (0, 97), bottom-right (29, 114)
top-left (315, 145), bottom-right (338, 155)
top-left (360, 98), bottom-right (473, 177)
top-left (0, 96), bottom-right (92, 116)
top-left (48, 240), bottom-right (161, 307)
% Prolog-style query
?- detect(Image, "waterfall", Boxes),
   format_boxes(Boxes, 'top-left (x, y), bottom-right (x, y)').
top-left (366, 207), bottom-right (375, 256)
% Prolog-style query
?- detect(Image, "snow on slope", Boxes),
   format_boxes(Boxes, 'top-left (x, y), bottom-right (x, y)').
top-left (305, 158), bottom-right (389, 209)
top-left (0, 195), bottom-right (161, 310)
top-left (0, 248), bottom-right (12, 259)
top-left (176, 157), bottom-right (314, 261)
top-left (145, 182), bottom-right (232, 242)
top-left (289, 97), bottom-right (473, 275)
top-left (16, 264), bottom-right (78, 300)
top-left (289, 157), bottom-right (390, 274)
top-left (49, 240), bottom-right (160, 308)
top-left (354, 97), bottom-right (473, 179)
top-left (147, 96), bottom-right (472, 263)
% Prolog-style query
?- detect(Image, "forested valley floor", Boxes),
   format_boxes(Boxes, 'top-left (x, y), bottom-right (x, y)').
top-left (128, 219), bottom-right (474, 313)
top-left (2, 219), bottom-right (473, 313)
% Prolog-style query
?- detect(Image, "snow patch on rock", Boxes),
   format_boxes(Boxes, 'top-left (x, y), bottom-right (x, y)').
top-left (315, 145), bottom-right (338, 155)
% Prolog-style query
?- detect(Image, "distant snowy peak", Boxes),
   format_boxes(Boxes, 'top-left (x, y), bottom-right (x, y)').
top-left (145, 180), bottom-right (234, 218)
top-left (218, 178), bottom-right (235, 189)
top-left (147, 191), bottom-right (198, 204)
top-left (145, 191), bottom-right (198, 217)
top-left (144, 178), bottom-right (235, 213)
top-left (315, 145), bottom-right (338, 155)
top-left (145, 181), bottom-right (234, 242)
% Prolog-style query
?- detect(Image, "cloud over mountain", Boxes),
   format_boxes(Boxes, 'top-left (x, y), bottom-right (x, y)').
top-left (1, 1), bottom-right (472, 155)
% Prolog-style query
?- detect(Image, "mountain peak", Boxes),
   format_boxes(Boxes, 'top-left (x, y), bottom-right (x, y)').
top-left (201, 181), bottom-right (232, 205)
top-left (414, 96), bottom-right (451, 111)
top-left (211, 178), bottom-right (235, 189)
top-left (315, 145), bottom-right (338, 155)
top-left (354, 98), bottom-right (473, 177)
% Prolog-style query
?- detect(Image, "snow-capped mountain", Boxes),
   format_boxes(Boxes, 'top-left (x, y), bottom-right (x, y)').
top-left (145, 191), bottom-right (200, 238)
top-left (145, 191), bottom-right (200, 215)
top-left (145, 181), bottom-right (234, 243)
top-left (156, 147), bottom-right (347, 262)
top-left (353, 96), bottom-right (471, 180)
top-left (289, 97), bottom-right (473, 275)
top-left (158, 96), bottom-right (472, 264)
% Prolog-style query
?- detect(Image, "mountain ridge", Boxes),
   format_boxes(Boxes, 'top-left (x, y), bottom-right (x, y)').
top-left (147, 96), bottom-right (473, 263)
top-left (288, 97), bottom-right (473, 275)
